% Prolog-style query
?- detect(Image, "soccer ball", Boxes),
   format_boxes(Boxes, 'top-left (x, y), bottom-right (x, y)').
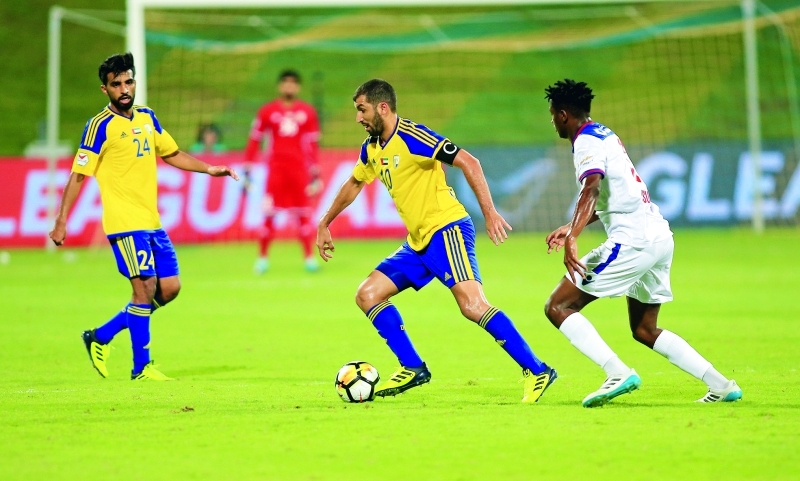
top-left (335, 361), bottom-right (380, 402)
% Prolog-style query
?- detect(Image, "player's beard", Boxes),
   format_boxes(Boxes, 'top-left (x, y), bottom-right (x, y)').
top-left (366, 115), bottom-right (384, 137)
top-left (111, 93), bottom-right (135, 113)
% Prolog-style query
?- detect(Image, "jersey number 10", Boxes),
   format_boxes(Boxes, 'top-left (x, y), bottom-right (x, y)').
top-left (379, 169), bottom-right (393, 191)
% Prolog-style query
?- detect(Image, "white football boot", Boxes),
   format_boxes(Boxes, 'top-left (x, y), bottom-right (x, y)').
top-left (696, 380), bottom-right (742, 403)
top-left (582, 368), bottom-right (642, 408)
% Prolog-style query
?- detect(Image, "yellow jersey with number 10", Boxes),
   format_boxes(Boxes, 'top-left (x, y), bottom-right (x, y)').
top-left (71, 105), bottom-right (179, 235)
top-left (353, 117), bottom-right (468, 251)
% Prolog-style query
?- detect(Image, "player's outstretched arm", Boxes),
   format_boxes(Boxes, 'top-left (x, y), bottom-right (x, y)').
top-left (161, 151), bottom-right (239, 180)
top-left (563, 173), bottom-right (602, 280)
top-left (49, 172), bottom-right (86, 246)
top-left (316, 175), bottom-right (365, 262)
top-left (452, 149), bottom-right (511, 245)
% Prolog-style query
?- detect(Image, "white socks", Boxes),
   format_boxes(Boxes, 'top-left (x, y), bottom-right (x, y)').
top-left (559, 313), bottom-right (630, 376)
top-left (701, 367), bottom-right (730, 390)
top-left (653, 329), bottom-right (728, 389)
top-left (560, 316), bottom-right (730, 389)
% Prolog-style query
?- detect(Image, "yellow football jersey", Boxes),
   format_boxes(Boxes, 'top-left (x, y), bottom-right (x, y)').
top-left (353, 117), bottom-right (468, 251)
top-left (71, 105), bottom-right (179, 235)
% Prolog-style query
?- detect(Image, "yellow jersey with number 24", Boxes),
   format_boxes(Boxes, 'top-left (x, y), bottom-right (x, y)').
top-left (71, 105), bottom-right (179, 235)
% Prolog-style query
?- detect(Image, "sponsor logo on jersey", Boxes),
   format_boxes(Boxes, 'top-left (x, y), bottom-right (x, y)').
top-left (444, 272), bottom-right (452, 281)
top-left (76, 152), bottom-right (89, 166)
top-left (120, 131), bottom-right (128, 139)
top-left (496, 340), bottom-right (506, 346)
top-left (132, 127), bottom-right (142, 135)
top-left (393, 155), bottom-right (400, 168)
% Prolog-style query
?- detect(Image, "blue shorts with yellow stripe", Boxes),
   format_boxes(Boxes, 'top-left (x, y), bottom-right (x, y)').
top-left (376, 217), bottom-right (481, 291)
top-left (108, 229), bottom-right (179, 279)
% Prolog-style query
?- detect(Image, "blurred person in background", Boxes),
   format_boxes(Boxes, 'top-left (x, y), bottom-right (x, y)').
top-left (189, 123), bottom-right (227, 154)
top-left (244, 69), bottom-right (322, 274)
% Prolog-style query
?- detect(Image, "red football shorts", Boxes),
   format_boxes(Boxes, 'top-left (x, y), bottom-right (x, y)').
top-left (266, 170), bottom-right (310, 209)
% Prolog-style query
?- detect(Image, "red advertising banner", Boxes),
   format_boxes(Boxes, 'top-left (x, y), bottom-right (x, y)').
top-left (0, 150), bottom-right (407, 248)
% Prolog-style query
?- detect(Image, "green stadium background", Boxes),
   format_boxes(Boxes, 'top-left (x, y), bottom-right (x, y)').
top-left (2, 0), bottom-right (800, 233)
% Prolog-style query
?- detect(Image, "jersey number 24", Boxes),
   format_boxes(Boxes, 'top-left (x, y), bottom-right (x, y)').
top-left (134, 138), bottom-right (151, 157)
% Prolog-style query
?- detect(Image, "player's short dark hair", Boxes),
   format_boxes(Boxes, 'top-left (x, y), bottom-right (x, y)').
top-left (544, 79), bottom-right (595, 116)
top-left (353, 79), bottom-right (397, 112)
top-left (278, 69), bottom-right (301, 83)
top-left (98, 52), bottom-right (136, 85)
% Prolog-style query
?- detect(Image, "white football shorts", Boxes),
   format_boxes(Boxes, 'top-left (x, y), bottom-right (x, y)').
top-left (566, 236), bottom-right (674, 303)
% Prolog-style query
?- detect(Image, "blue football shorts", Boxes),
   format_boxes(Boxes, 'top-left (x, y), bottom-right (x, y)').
top-left (376, 217), bottom-right (482, 291)
top-left (108, 229), bottom-right (180, 279)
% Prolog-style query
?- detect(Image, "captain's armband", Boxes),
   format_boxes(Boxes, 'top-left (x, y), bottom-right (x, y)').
top-left (434, 141), bottom-right (460, 165)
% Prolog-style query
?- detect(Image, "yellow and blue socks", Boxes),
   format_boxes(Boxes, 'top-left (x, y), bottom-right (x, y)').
top-left (126, 303), bottom-right (153, 375)
top-left (367, 301), bottom-right (424, 368)
top-left (95, 307), bottom-right (128, 344)
top-left (480, 308), bottom-right (548, 375)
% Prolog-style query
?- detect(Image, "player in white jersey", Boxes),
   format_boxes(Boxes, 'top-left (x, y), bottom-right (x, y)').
top-left (542, 79), bottom-right (742, 407)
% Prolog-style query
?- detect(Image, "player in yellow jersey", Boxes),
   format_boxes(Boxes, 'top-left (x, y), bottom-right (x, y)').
top-left (49, 53), bottom-right (238, 380)
top-left (316, 79), bottom-right (556, 402)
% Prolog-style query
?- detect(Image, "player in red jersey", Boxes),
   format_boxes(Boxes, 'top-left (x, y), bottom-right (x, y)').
top-left (244, 69), bottom-right (322, 273)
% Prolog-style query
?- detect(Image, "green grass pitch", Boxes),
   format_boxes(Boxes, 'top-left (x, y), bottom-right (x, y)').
top-left (1, 229), bottom-right (799, 480)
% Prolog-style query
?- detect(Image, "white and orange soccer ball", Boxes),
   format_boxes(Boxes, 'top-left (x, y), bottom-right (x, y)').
top-left (335, 361), bottom-right (380, 402)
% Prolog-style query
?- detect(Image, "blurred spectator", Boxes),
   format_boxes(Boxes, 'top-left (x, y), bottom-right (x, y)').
top-left (189, 123), bottom-right (227, 154)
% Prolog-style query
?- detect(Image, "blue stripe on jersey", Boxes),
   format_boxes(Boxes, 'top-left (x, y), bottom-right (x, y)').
top-left (359, 136), bottom-right (374, 165)
top-left (80, 115), bottom-right (113, 154)
top-left (397, 119), bottom-right (445, 157)
top-left (135, 107), bottom-right (163, 134)
top-left (402, 120), bottom-right (444, 143)
top-left (579, 122), bottom-right (614, 141)
top-left (397, 130), bottom-right (443, 158)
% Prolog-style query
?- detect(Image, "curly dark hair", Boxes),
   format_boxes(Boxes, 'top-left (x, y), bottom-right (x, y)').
top-left (98, 52), bottom-right (135, 85)
top-left (544, 79), bottom-right (595, 116)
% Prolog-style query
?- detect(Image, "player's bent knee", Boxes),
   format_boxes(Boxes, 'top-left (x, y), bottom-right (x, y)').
top-left (632, 326), bottom-right (657, 348)
top-left (544, 297), bottom-right (561, 324)
top-left (163, 286), bottom-right (180, 303)
top-left (355, 282), bottom-right (385, 313)
top-left (457, 300), bottom-right (488, 323)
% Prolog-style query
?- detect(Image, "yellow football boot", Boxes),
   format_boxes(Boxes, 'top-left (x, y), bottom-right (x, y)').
top-left (374, 363), bottom-right (431, 397)
top-left (81, 330), bottom-right (111, 378)
top-left (131, 361), bottom-right (174, 381)
top-left (521, 367), bottom-right (558, 403)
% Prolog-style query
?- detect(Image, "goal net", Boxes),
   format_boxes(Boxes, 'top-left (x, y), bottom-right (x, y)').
top-left (134, 0), bottom-right (800, 241)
